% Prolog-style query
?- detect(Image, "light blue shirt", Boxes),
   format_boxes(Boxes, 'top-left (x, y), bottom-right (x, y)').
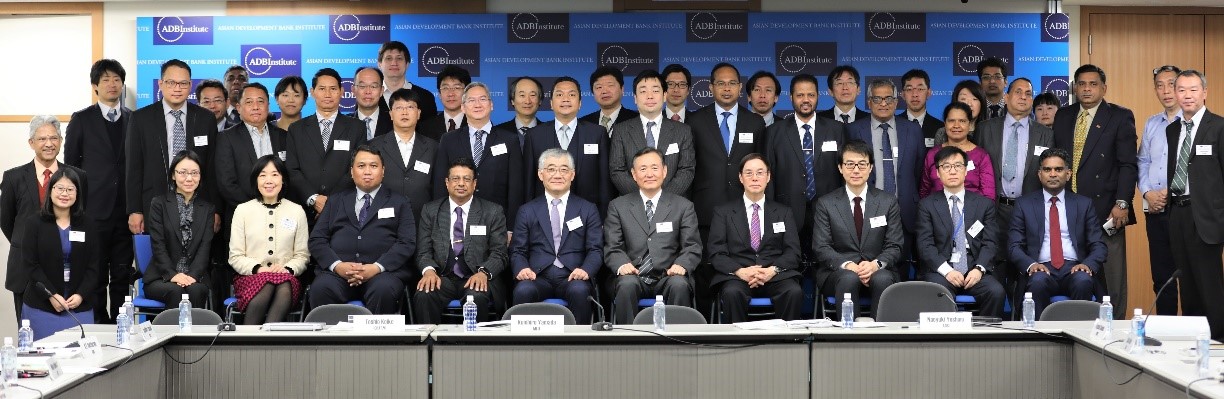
top-left (1037, 190), bottom-right (1079, 264)
top-left (468, 121), bottom-right (495, 150)
top-left (999, 114), bottom-right (1031, 198)
top-left (716, 104), bottom-right (739, 152)
top-left (1137, 110), bottom-right (1182, 196)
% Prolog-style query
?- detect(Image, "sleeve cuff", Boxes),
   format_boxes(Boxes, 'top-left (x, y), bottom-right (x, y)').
top-left (328, 261), bottom-right (340, 272)
top-left (422, 266), bottom-right (436, 275)
top-left (840, 261), bottom-right (854, 270)
top-left (374, 262), bottom-right (386, 273)
top-left (975, 265), bottom-right (987, 274)
top-left (1026, 263), bottom-right (1038, 273)
top-left (937, 262), bottom-right (952, 276)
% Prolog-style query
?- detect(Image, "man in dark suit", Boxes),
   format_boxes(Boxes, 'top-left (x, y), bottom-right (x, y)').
top-left (495, 76), bottom-right (543, 149)
top-left (812, 140), bottom-right (902, 318)
top-left (222, 65), bottom-right (249, 129)
top-left (432, 82), bottom-right (525, 230)
top-left (368, 88), bottom-right (437, 224)
top-left (609, 69), bottom-right (695, 197)
top-left (688, 63), bottom-right (766, 238)
top-left (916, 146), bottom-right (1007, 318)
top-left (747, 71), bottom-right (783, 127)
top-left (580, 66), bottom-right (640, 133)
top-left (285, 68), bottom-right (367, 220)
top-left (415, 158), bottom-right (508, 323)
top-left (349, 66), bottom-right (393, 141)
top-left (126, 59), bottom-right (217, 235)
top-left (196, 80), bottom-right (229, 132)
top-left (215, 83), bottom-right (288, 219)
top-left (3, 116), bottom-right (86, 320)
top-left (65, 59), bottom-right (132, 323)
top-left (765, 73), bottom-right (846, 261)
top-left (662, 64), bottom-right (692, 123)
top-left (378, 41), bottom-right (438, 120)
top-left (308, 145), bottom-right (416, 314)
top-left (978, 58), bottom-right (1009, 119)
top-left (523, 77), bottom-right (610, 215)
top-left (416, 65), bottom-right (472, 142)
top-left (510, 149), bottom-right (603, 323)
top-left (709, 154), bottom-right (803, 322)
top-left (604, 148), bottom-right (702, 324)
top-left (899, 69), bottom-right (944, 148)
top-left (818, 65), bottom-right (870, 124)
top-left (1008, 148), bottom-right (1107, 319)
top-left (1165, 70), bottom-right (1224, 339)
top-left (1052, 64), bottom-right (1137, 319)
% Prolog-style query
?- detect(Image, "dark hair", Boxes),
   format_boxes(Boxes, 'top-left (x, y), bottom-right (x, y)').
top-left (311, 68), bottom-right (342, 89)
top-left (354, 66), bottom-right (384, 83)
top-left (248, 154), bottom-right (289, 201)
top-left (40, 168), bottom-right (85, 219)
top-left (90, 59), bottom-right (126, 85)
top-left (632, 147), bottom-right (665, 166)
top-left (710, 62), bottom-right (740, 81)
top-left (1006, 77), bottom-right (1033, 93)
top-left (951, 80), bottom-right (987, 121)
top-left (1033, 92), bottom-right (1061, 108)
top-left (631, 69), bottom-right (662, 92)
top-left (350, 144), bottom-right (384, 167)
top-left (388, 88), bottom-right (422, 108)
top-left (976, 57), bottom-right (1008, 79)
top-left (661, 64), bottom-right (691, 86)
top-left (1153, 65), bottom-right (1181, 78)
top-left (378, 41), bottom-right (411, 61)
top-left (195, 79), bottom-right (226, 100)
top-left (826, 65), bottom-right (860, 89)
top-left (274, 76), bottom-right (308, 98)
top-left (169, 150), bottom-right (203, 188)
top-left (1073, 64), bottom-right (1107, 85)
top-left (237, 82), bottom-right (269, 103)
top-left (747, 71), bottom-right (781, 96)
top-left (510, 76), bottom-right (544, 103)
top-left (160, 59), bottom-right (191, 77)
top-left (225, 65), bottom-right (247, 76)
top-left (933, 145), bottom-right (967, 168)
top-left (738, 153), bottom-right (769, 173)
top-left (448, 157), bottom-right (478, 177)
top-left (553, 76), bottom-right (581, 93)
top-left (789, 73), bottom-right (820, 93)
top-left (838, 139), bottom-right (874, 165)
top-left (942, 101), bottom-right (973, 123)
top-left (589, 66), bottom-right (624, 89)
top-left (1039, 147), bottom-right (1072, 167)
top-left (901, 69), bottom-right (931, 88)
top-left (436, 65), bottom-right (473, 91)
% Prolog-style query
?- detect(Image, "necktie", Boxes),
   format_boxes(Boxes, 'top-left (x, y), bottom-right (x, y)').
top-left (802, 124), bottom-right (816, 200)
top-left (600, 115), bottom-right (612, 132)
top-left (912, 117), bottom-right (920, 127)
top-left (452, 207), bottom-right (466, 277)
top-left (550, 198), bottom-right (563, 267)
top-left (558, 125), bottom-right (572, 149)
top-left (448, 119), bottom-right (457, 132)
top-left (1049, 197), bottom-right (1064, 269)
top-left (671, 113), bottom-right (681, 122)
top-left (645, 121), bottom-right (657, 149)
top-left (1002, 121), bottom-right (1021, 181)
top-left (472, 130), bottom-right (486, 167)
top-left (107, 108), bottom-right (119, 123)
top-left (320, 119), bottom-right (333, 150)
top-left (170, 109), bottom-right (186, 159)
top-left (989, 104), bottom-right (1002, 119)
top-left (229, 109), bottom-right (241, 127)
top-left (749, 203), bottom-right (761, 252)
top-left (363, 117), bottom-right (373, 140)
top-left (357, 194), bottom-right (371, 224)
top-left (853, 197), bottom-right (864, 239)
top-left (951, 196), bottom-right (968, 274)
top-left (840, 114), bottom-right (849, 124)
top-left (640, 200), bottom-right (655, 276)
top-left (1071, 110), bottom-right (1090, 192)
top-left (38, 169), bottom-right (52, 203)
top-left (720, 111), bottom-right (733, 154)
top-left (1172, 119), bottom-right (1195, 195)
top-left (880, 123), bottom-right (897, 194)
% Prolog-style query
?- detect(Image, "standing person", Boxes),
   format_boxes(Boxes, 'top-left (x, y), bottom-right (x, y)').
top-left (222, 66), bottom-right (250, 129)
top-left (1138, 65), bottom-right (1183, 315)
top-left (920, 102), bottom-right (996, 199)
top-left (285, 68), bottom-right (366, 220)
top-left (818, 65), bottom-right (870, 124)
top-left (349, 66), bottom-right (393, 140)
top-left (19, 168), bottom-right (98, 340)
top-left (143, 151), bottom-right (214, 307)
top-left (377, 40), bottom-right (438, 119)
top-left (900, 69), bottom-right (944, 148)
top-left (273, 76), bottom-right (308, 131)
top-left (581, 67), bottom-right (640, 133)
top-left (368, 88), bottom-right (438, 224)
top-left (977, 58), bottom-right (1009, 119)
top-left (661, 64), bottom-right (692, 123)
top-left (495, 76), bottom-right (543, 149)
top-left (523, 77), bottom-right (610, 215)
top-left (747, 71), bottom-right (783, 127)
top-left (196, 79), bottom-right (229, 132)
top-left (933, 80), bottom-right (988, 144)
top-left (1032, 93), bottom-right (1060, 130)
top-left (228, 156), bottom-right (308, 324)
top-left (608, 69), bottom-right (696, 197)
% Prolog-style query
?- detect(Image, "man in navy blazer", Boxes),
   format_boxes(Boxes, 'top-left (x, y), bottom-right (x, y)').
top-left (1008, 148), bottom-right (1107, 319)
top-left (523, 77), bottom-right (610, 216)
top-left (432, 82), bottom-right (525, 230)
top-left (510, 149), bottom-right (603, 323)
top-left (285, 68), bottom-right (367, 220)
top-left (308, 146), bottom-right (417, 315)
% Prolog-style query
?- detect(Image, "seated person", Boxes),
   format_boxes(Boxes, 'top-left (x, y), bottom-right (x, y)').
top-left (604, 147), bottom-right (702, 324)
top-left (916, 146), bottom-right (1007, 318)
top-left (228, 155), bottom-right (309, 324)
top-left (145, 151), bottom-right (214, 307)
top-left (812, 140), bottom-right (901, 318)
top-left (308, 146), bottom-right (416, 314)
top-left (21, 169), bottom-right (98, 340)
top-left (510, 149), bottom-right (603, 323)
top-left (414, 158), bottom-right (508, 323)
top-left (1008, 148), bottom-right (1107, 318)
top-left (708, 154), bottom-right (803, 322)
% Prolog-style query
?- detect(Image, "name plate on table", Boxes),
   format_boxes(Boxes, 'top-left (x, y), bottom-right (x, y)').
top-left (78, 337), bottom-right (101, 356)
top-left (510, 315), bottom-right (565, 333)
top-left (46, 356), bottom-right (62, 380)
top-left (348, 315), bottom-right (405, 331)
top-left (138, 321), bottom-right (157, 342)
top-left (1090, 319), bottom-right (1112, 341)
top-left (919, 312), bottom-right (973, 330)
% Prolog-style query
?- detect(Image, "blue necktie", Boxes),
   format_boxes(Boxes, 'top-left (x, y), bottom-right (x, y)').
top-left (472, 130), bottom-right (486, 167)
top-left (951, 196), bottom-right (968, 274)
top-left (357, 194), bottom-right (371, 225)
top-left (802, 124), bottom-right (816, 200)
top-left (170, 109), bottom-right (186, 160)
top-left (720, 111), bottom-right (733, 154)
top-left (880, 123), bottom-right (896, 194)
top-left (550, 199), bottom-right (563, 268)
top-left (645, 121), bottom-right (657, 149)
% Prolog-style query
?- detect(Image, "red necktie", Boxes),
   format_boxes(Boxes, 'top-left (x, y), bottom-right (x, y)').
top-left (1049, 197), bottom-right (1064, 269)
top-left (448, 119), bottom-right (457, 132)
top-left (38, 169), bottom-right (52, 203)
top-left (853, 197), bottom-right (864, 240)
top-left (670, 113), bottom-right (680, 122)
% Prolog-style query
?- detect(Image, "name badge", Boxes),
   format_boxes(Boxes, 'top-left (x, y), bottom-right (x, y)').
top-left (349, 314), bottom-right (406, 331)
top-left (566, 217), bottom-right (583, 231)
top-left (79, 337), bottom-right (101, 356)
top-left (69, 231), bottom-right (85, 242)
top-left (868, 215), bottom-right (886, 228)
top-left (138, 321), bottom-right (157, 342)
top-left (1090, 319), bottom-right (1112, 341)
top-left (334, 140), bottom-right (351, 151)
top-left (665, 143), bottom-right (680, 155)
top-left (967, 220), bottom-right (984, 238)
top-left (966, 160), bottom-right (976, 171)
top-left (277, 151), bottom-right (287, 161)
top-left (1197, 145), bottom-right (1213, 156)
top-left (414, 161), bottom-right (431, 174)
top-left (193, 135), bottom-right (208, 146)
top-left (281, 218), bottom-right (297, 230)
top-left (510, 315), bottom-right (565, 333)
top-left (821, 141), bottom-right (837, 152)
top-left (925, 138), bottom-right (935, 148)
top-left (470, 225), bottom-right (487, 236)
top-left (490, 143), bottom-right (508, 156)
top-left (1033, 146), bottom-right (1049, 157)
top-left (584, 144), bottom-right (599, 155)
top-left (377, 208), bottom-right (395, 219)
top-left (738, 133), bottom-right (754, 144)
top-left (950, 252), bottom-right (961, 264)
top-left (919, 312), bottom-right (973, 330)
top-left (656, 222), bottom-right (673, 233)
top-left (46, 357), bottom-right (62, 380)
top-left (771, 221), bottom-right (786, 233)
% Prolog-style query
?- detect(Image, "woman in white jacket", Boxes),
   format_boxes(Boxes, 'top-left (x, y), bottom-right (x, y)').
top-left (229, 155), bottom-right (309, 324)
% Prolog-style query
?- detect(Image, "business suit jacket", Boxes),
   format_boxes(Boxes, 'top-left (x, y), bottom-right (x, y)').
top-left (603, 192), bottom-right (702, 277)
top-left (285, 114), bottom-right (367, 212)
top-left (494, 117), bottom-right (542, 150)
top-left (144, 195), bottom-right (215, 285)
top-left (818, 107), bottom-right (870, 124)
top-left (976, 117), bottom-right (1054, 198)
top-left (347, 104), bottom-right (394, 139)
top-left (125, 101), bottom-right (217, 216)
top-left (608, 118), bottom-right (696, 196)
top-left (385, 84), bottom-right (439, 122)
top-left (915, 191), bottom-right (999, 275)
top-left (368, 132), bottom-right (438, 224)
top-left (707, 200), bottom-right (802, 287)
top-left (510, 195), bottom-right (603, 276)
top-left (432, 126), bottom-right (525, 227)
top-left (214, 123), bottom-right (288, 212)
top-left (687, 105), bottom-right (766, 228)
top-left (811, 187), bottom-right (905, 288)
top-left (1167, 110), bottom-right (1224, 244)
top-left (1007, 190), bottom-right (1107, 274)
top-left (1052, 101), bottom-right (1138, 226)
top-left (846, 118), bottom-right (925, 231)
top-left (20, 215), bottom-right (99, 313)
top-left (309, 187), bottom-right (417, 280)
top-left (417, 196), bottom-right (508, 280)
top-left (581, 106), bottom-right (639, 129)
top-left (414, 111), bottom-right (458, 143)
top-left (898, 112), bottom-right (945, 145)
top-left (1, 162), bottom-right (86, 292)
top-left (523, 120), bottom-right (611, 215)
top-left (764, 116), bottom-right (846, 240)
top-left (66, 103), bottom-right (130, 221)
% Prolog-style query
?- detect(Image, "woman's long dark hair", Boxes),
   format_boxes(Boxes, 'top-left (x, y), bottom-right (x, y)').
top-left (39, 168), bottom-right (85, 220)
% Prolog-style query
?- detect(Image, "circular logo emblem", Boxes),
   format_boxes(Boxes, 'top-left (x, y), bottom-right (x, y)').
top-left (339, 79), bottom-right (356, 111)
top-left (1043, 13), bottom-right (1070, 40)
top-left (419, 46), bottom-right (451, 75)
top-left (867, 13), bottom-right (897, 40)
top-left (778, 45), bottom-right (809, 75)
top-left (1043, 78), bottom-right (1071, 106)
top-left (332, 15), bottom-right (362, 42)
top-left (688, 78), bottom-right (714, 109)
top-left (689, 12), bottom-right (719, 40)
top-left (956, 44), bottom-right (985, 74)
top-left (243, 47), bottom-right (274, 76)
top-left (155, 17), bottom-right (186, 43)
top-left (600, 45), bottom-right (630, 71)
top-left (510, 13), bottom-right (540, 41)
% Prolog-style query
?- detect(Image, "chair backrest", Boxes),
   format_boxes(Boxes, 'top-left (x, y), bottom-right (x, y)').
top-left (874, 281), bottom-right (958, 322)
top-left (133, 234), bottom-right (153, 274)
top-left (501, 303), bottom-right (577, 325)
top-left (152, 308), bottom-right (225, 326)
top-left (304, 304), bottom-right (373, 325)
top-left (633, 305), bottom-right (706, 325)
top-left (1039, 300), bottom-right (1101, 321)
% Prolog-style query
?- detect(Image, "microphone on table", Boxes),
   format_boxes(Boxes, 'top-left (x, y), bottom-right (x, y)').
top-left (1138, 270), bottom-right (1183, 347)
top-left (36, 281), bottom-right (87, 341)
top-left (588, 296), bottom-right (612, 331)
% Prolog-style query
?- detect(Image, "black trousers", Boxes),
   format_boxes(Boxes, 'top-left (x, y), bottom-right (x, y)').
top-left (715, 277), bottom-right (803, 323)
top-left (413, 274), bottom-right (494, 324)
top-left (93, 216), bottom-right (134, 323)
top-left (144, 279), bottom-right (209, 309)
top-left (1170, 201), bottom-right (1224, 340)
top-left (821, 268), bottom-right (897, 318)
top-left (609, 274), bottom-right (693, 325)
top-left (1144, 211), bottom-right (1179, 315)
top-left (1025, 263), bottom-right (1095, 319)
top-left (308, 272), bottom-right (405, 315)
top-left (924, 272), bottom-right (1007, 318)
top-left (511, 266), bottom-right (593, 323)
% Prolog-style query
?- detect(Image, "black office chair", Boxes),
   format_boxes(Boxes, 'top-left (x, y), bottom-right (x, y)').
top-left (304, 304), bottom-right (372, 325)
top-left (632, 305), bottom-right (707, 324)
top-left (1039, 300), bottom-right (1101, 321)
top-left (151, 308), bottom-right (225, 326)
top-left (874, 282), bottom-right (957, 322)
top-left (501, 302), bottom-right (577, 325)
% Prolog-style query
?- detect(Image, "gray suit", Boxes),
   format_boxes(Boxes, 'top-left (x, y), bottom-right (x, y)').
top-left (811, 187), bottom-right (902, 317)
top-left (604, 191), bottom-right (702, 324)
top-left (413, 196), bottom-right (508, 324)
top-left (608, 118), bottom-right (696, 196)
top-left (975, 116), bottom-right (1054, 279)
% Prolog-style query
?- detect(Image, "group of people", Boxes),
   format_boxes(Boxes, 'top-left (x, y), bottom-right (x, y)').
top-left (3, 39), bottom-right (1222, 340)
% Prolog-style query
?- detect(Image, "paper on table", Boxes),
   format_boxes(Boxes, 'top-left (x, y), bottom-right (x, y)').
top-left (832, 321), bottom-right (888, 328)
top-left (62, 366), bottom-right (106, 374)
top-left (733, 319), bottom-right (789, 330)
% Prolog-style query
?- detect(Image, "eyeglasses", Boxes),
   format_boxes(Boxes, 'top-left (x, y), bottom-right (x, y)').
top-left (868, 96), bottom-right (897, 105)
top-left (464, 97), bottom-right (490, 105)
top-left (32, 136), bottom-right (62, 144)
top-left (51, 185), bottom-right (76, 194)
top-left (391, 105), bottom-right (419, 112)
top-left (981, 74), bottom-right (1006, 81)
top-left (199, 97), bottom-right (227, 106)
top-left (741, 170), bottom-right (769, 178)
top-left (666, 82), bottom-right (688, 90)
top-left (832, 81), bottom-right (857, 88)
top-left (175, 169), bottom-right (201, 178)
top-left (938, 163), bottom-right (966, 172)
top-left (543, 167), bottom-right (573, 176)
top-left (841, 161), bottom-right (870, 170)
top-left (162, 80), bottom-right (192, 89)
top-left (446, 176), bottom-right (475, 183)
top-left (354, 84), bottom-right (382, 91)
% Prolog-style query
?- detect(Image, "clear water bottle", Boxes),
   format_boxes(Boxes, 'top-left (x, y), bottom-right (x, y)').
top-left (177, 294), bottom-right (193, 333)
top-left (116, 308), bottom-right (132, 348)
top-left (1130, 308), bottom-right (1146, 355)
top-left (1, 337), bottom-right (15, 386)
top-left (16, 320), bottom-right (32, 354)
top-left (1099, 295), bottom-right (1113, 336)
top-left (1021, 292), bottom-right (1036, 328)
top-left (462, 295), bottom-right (477, 332)
top-left (652, 295), bottom-right (666, 333)
top-left (841, 293), bottom-right (855, 329)
top-left (122, 295), bottom-right (135, 325)
top-left (1198, 332), bottom-right (1212, 378)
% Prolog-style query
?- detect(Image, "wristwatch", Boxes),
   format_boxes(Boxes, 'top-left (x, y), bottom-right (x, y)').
top-left (876, 261), bottom-right (888, 270)
top-left (477, 267), bottom-right (492, 279)
top-left (1115, 200), bottom-right (1129, 210)
top-left (770, 266), bottom-right (781, 274)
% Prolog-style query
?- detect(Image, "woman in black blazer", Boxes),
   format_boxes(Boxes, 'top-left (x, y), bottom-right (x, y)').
top-left (20, 168), bottom-right (98, 340)
top-left (144, 150), bottom-right (215, 307)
